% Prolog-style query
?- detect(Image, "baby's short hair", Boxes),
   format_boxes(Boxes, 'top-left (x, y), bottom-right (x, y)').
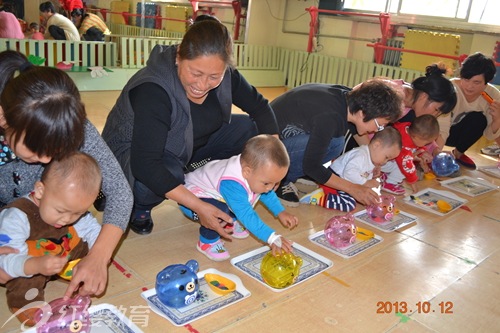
top-left (29, 22), bottom-right (39, 30)
top-left (241, 134), bottom-right (289, 169)
top-left (41, 152), bottom-right (102, 195)
top-left (408, 114), bottom-right (439, 141)
top-left (370, 126), bottom-right (402, 150)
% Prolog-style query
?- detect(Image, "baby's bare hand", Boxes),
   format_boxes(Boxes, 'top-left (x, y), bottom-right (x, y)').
top-left (36, 255), bottom-right (69, 276)
top-left (270, 237), bottom-right (294, 256)
top-left (278, 211), bottom-right (298, 230)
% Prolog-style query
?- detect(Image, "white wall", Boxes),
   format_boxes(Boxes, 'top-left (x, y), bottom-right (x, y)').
top-left (246, 0), bottom-right (499, 63)
top-left (27, 0), bottom-right (499, 63)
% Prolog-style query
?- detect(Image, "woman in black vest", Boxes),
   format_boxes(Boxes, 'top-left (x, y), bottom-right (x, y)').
top-left (102, 16), bottom-right (278, 236)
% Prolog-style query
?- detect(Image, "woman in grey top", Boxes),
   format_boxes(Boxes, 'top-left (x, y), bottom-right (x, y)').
top-left (0, 50), bottom-right (132, 298)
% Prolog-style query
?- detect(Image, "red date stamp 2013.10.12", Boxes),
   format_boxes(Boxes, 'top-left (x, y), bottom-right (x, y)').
top-left (376, 301), bottom-right (454, 314)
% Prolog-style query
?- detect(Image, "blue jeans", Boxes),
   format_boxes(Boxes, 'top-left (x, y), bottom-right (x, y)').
top-left (281, 134), bottom-right (345, 184)
top-left (133, 114), bottom-right (257, 211)
top-left (180, 198), bottom-right (235, 242)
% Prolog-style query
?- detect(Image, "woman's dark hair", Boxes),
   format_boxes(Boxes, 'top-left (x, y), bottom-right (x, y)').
top-left (177, 19), bottom-right (234, 67)
top-left (460, 52), bottom-right (497, 83)
top-left (71, 8), bottom-right (86, 17)
top-left (39, 1), bottom-right (56, 13)
top-left (193, 14), bottom-right (221, 24)
top-left (411, 64), bottom-right (457, 114)
top-left (0, 50), bottom-right (86, 160)
top-left (347, 80), bottom-right (402, 123)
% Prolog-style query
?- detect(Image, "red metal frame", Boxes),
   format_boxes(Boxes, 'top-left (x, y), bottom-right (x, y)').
top-left (90, 2), bottom-right (245, 41)
top-left (190, 0), bottom-right (245, 41)
top-left (305, 6), bottom-right (500, 67)
top-left (305, 6), bottom-right (392, 63)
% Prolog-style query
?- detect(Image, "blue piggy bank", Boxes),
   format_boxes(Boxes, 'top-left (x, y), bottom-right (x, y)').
top-left (156, 260), bottom-right (199, 308)
top-left (432, 152), bottom-right (459, 177)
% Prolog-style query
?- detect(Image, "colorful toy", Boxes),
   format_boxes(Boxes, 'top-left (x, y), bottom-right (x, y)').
top-left (260, 251), bottom-right (302, 289)
top-left (356, 227), bottom-right (375, 241)
top-left (366, 194), bottom-right (396, 223)
top-left (424, 171), bottom-right (436, 180)
top-left (436, 200), bottom-right (452, 213)
top-left (431, 152), bottom-right (460, 177)
top-left (324, 213), bottom-right (356, 248)
top-left (204, 273), bottom-right (236, 295)
top-left (156, 260), bottom-right (199, 308)
top-left (58, 258), bottom-right (81, 281)
top-left (34, 295), bottom-right (91, 333)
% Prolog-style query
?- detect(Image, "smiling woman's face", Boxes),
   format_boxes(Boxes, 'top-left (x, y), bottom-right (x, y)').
top-left (176, 54), bottom-right (226, 104)
top-left (352, 111), bottom-right (391, 136)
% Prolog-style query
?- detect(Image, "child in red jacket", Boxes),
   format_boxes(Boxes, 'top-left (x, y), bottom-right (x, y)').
top-left (380, 115), bottom-right (439, 195)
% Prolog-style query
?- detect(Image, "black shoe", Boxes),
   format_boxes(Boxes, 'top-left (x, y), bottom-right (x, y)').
top-left (130, 217), bottom-right (153, 235)
top-left (93, 191), bottom-right (106, 212)
top-left (276, 182), bottom-right (300, 207)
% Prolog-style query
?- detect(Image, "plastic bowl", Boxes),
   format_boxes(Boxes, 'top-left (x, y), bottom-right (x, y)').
top-left (204, 273), bottom-right (236, 295)
top-left (436, 200), bottom-right (452, 213)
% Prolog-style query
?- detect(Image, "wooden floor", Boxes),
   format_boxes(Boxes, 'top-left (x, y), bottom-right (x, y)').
top-left (1, 88), bottom-right (500, 333)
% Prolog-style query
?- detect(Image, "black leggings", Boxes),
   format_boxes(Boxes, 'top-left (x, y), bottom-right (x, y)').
top-left (446, 111), bottom-right (487, 154)
top-left (48, 25), bottom-right (67, 40)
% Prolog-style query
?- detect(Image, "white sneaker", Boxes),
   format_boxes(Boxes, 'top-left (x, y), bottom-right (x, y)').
top-left (481, 144), bottom-right (500, 156)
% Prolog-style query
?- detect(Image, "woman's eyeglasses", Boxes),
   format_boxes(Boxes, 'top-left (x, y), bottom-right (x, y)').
top-left (373, 118), bottom-right (385, 132)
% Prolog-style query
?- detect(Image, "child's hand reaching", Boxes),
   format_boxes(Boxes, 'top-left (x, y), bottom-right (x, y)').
top-left (270, 236), bottom-right (294, 256)
top-left (277, 211), bottom-right (298, 230)
top-left (418, 151), bottom-right (433, 164)
top-left (26, 254), bottom-right (69, 276)
top-left (410, 182), bottom-right (418, 193)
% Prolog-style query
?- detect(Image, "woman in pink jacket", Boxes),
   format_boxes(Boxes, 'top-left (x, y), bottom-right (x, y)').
top-left (0, 11), bottom-right (24, 39)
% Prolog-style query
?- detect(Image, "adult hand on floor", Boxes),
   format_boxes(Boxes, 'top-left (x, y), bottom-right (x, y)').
top-left (197, 201), bottom-right (233, 240)
top-left (351, 184), bottom-right (380, 206)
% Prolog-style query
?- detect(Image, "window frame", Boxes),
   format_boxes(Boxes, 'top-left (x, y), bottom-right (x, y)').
top-left (334, 0), bottom-right (500, 34)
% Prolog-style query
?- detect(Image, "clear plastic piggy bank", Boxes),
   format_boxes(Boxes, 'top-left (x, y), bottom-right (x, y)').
top-left (366, 194), bottom-right (396, 223)
top-left (156, 259), bottom-right (199, 308)
top-left (324, 213), bottom-right (356, 248)
top-left (260, 252), bottom-right (302, 289)
top-left (432, 152), bottom-right (459, 176)
top-left (34, 295), bottom-right (91, 333)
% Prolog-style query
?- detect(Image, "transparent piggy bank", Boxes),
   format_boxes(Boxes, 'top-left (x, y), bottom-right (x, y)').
top-left (432, 152), bottom-right (460, 177)
top-left (324, 213), bottom-right (356, 248)
top-left (35, 295), bottom-right (91, 333)
top-left (366, 194), bottom-right (396, 223)
top-left (156, 259), bottom-right (199, 308)
top-left (260, 252), bottom-right (302, 289)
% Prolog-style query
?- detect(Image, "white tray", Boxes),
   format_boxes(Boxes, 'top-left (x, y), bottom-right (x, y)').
top-left (25, 303), bottom-right (144, 333)
top-left (230, 243), bottom-right (333, 292)
top-left (141, 268), bottom-right (250, 327)
top-left (440, 176), bottom-right (498, 197)
top-left (353, 209), bottom-right (418, 232)
top-left (478, 166), bottom-right (500, 179)
top-left (403, 188), bottom-right (467, 216)
top-left (308, 230), bottom-right (383, 259)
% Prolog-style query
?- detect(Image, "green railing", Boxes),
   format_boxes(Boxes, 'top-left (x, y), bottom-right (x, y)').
top-left (0, 38), bottom-right (117, 67)
top-left (0, 34), bottom-right (423, 89)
